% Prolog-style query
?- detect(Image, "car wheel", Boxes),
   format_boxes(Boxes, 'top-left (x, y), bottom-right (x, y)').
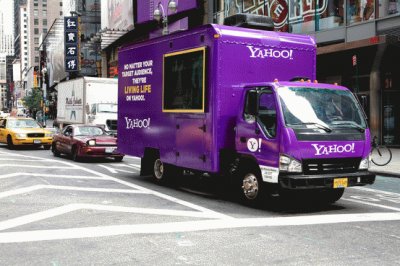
top-left (7, 135), bottom-right (14, 150)
top-left (72, 146), bottom-right (80, 162)
top-left (43, 145), bottom-right (51, 150)
top-left (114, 156), bottom-right (123, 162)
top-left (52, 142), bottom-right (60, 157)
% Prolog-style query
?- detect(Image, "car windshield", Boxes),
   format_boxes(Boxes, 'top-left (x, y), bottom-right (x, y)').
top-left (97, 103), bottom-right (117, 113)
top-left (277, 87), bottom-right (367, 131)
top-left (74, 126), bottom-right (105, 136)
top-left (7, 119), bottom-right (41, 128)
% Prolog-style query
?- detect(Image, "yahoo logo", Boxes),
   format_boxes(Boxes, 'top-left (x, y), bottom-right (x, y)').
top-left (247, 46), bottom-right (293, 60)
top-left (312, 143), bottom-right (355, 156)
top-left (125, 117), bottom-right (151, 129)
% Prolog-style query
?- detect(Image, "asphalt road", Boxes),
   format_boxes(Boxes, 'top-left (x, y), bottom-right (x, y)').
top-left (0, 145), bottom-right (399, 265)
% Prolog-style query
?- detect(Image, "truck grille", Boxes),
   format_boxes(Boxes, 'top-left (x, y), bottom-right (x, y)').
top-left (27, 133), bottom-right (45, 138)
top-left (106, 119), bottom-right (117, 130)
top-left (303, 158), bottom-right (361, 175)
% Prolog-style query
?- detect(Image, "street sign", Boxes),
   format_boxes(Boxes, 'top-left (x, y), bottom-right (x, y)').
top-left (64, 16), bottom-right (80, 72)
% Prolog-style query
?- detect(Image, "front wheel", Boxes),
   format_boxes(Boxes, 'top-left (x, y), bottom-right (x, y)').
top-left (237, 164), bottom-right (266, 206)
top-left (52, 142), bottom-right (60, 157)
top-left (71, 146), bottom-right (80, 162)
top-left (371, 146), bottom-right (392, 166)
top-left (7, 135), bottom-right (14, 150)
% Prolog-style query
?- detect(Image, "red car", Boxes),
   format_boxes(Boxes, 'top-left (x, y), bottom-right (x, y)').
top-left (51, 124), bottom-right (124, 162)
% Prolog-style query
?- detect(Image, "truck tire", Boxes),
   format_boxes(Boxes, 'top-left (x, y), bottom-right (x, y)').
top-left (237, 163), bottom-right (266, 206)
top-left (152, 159), bottom-right (179, 184)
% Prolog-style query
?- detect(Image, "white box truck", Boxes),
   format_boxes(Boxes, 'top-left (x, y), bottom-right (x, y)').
top-left (56, 77), bottom-right (118, 132)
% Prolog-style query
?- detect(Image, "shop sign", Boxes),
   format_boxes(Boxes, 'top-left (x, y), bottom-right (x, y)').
top-left (64, 16), bottom-right (80, 72)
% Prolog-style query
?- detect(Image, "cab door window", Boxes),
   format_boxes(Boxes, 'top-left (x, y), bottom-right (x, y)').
top-left (258, 90), bottom-right (277, 138)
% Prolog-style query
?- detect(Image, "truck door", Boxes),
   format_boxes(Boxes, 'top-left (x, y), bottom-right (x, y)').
top-left (176, 117), bottom-right (208, 171)
top-left (236, 88), bottom-right (280, 168)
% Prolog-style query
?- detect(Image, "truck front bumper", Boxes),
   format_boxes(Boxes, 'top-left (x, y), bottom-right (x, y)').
top-left (279, 171), bottom-right (375, 190)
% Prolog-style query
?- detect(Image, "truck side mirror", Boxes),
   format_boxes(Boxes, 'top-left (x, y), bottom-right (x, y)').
top-left (247, 90), bottom-right (259, 116)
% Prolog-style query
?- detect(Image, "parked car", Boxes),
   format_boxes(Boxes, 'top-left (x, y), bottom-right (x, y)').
top-left (51, 124), bottom-right (124, 162)
top-left (0, 117), bottom-right (53, 149)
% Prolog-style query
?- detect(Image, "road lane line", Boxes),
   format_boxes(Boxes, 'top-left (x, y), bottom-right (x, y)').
top-left (1, 212), bottom-right (400, 243)
top-left (0, 152), bottom-right (232, 220)
top-left (342, 198), bottom-right (400, 211)
top-left (0, 185), bottom-right (146, 199)
top-left (0, 173), bottom-right (110, 180)
top-left (0, 164), bottom-right (76, 169)
top-left (350, 186), bottom-right (400, 196)
top-left (97, 164), bottom-right (137, 174)
top-left (0, 203), bottom-right (222, 231)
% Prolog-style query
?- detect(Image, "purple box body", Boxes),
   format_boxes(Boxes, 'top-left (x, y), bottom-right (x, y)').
top-left (118, 24), bottom-right (374, 188)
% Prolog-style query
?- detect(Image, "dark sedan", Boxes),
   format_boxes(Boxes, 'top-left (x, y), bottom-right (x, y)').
top-left (51, 124), bottom-right (124, 162)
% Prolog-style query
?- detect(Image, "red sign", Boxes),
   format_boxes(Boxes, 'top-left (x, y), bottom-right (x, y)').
top-left (352, 55), bottom-right (357, 66)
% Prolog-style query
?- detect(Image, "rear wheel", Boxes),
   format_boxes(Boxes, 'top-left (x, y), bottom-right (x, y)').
top-left (114, 156), bottom-right (124, 162)
top-left (7, 135), bottom-right (14, 150)
top-left (152, 159), bottom-right (179, 184)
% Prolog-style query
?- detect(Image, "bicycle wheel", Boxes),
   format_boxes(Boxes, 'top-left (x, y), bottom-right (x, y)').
top-left (371, 146), bottom-right (392, 166)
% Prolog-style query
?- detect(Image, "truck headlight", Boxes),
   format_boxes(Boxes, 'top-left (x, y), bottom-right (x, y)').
top-left (16, 133), bottom-right (27, 139)
top-left (87, 140), bottom-right (96, 146)
top-left (279, 155), bottom-right (302, 173)
top-left (359, 157), bottom-right (370, 170)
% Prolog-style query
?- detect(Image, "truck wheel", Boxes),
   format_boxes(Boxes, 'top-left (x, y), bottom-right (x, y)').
top-left (7, 135), bottom-right (14, 150)
top-left (153, 159), bottom-right (178, 183)
top-left (237, 164), bottom-right (266, 206)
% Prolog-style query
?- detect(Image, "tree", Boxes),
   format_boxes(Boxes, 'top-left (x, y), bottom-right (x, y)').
top-left (22, 88), bottom-right (42, 114)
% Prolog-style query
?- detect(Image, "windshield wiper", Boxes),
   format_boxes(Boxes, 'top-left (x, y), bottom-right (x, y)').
top-left (331, 121), bottom-right (365, 132)
top-left (287, 122), bottom-right (332, 133)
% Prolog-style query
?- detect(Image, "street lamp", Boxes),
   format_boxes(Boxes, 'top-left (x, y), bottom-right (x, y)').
top-left (153, 0), bottom-right (178, 35)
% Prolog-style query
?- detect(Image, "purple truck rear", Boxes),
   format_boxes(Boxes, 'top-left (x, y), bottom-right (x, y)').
top-left (118, 23), bottom-right (375, 205)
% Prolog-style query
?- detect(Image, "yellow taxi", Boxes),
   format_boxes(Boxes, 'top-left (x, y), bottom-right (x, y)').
top-left (0, 117), bottom-right (54, 150)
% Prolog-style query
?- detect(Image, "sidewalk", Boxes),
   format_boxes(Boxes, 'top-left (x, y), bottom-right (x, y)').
top-left (369, 148), bottom-right (400, 177)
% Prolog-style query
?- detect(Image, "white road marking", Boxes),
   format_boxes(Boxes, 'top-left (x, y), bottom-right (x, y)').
top-left (0, 158), bottom-right (51, 162)
top-left (350, 186), bottom-right (400, 196)
top-left (97, 164), bottom-right (136, 174)
top-left (1, 212), bottom-right (400, 243)
top-left (0, 185), bottom-right (146, 199)
top-left (342, 198), bottom-right (400, 211)
top-left (0, 172), bottom-right (110, 180)
top-left (0, 164), bottom-right (75, 169)
top-left (0, 203), bottom-right (224, 231)
top-left (0, 151), bottom-right (231, 220)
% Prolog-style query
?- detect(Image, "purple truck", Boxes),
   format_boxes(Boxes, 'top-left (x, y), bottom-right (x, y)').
top-left (118, 17), bottom-right (375, 205)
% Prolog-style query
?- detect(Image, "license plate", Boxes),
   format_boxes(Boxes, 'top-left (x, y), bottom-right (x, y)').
top-left (333, 178), bottom-right (348, 188)
top-left (33, 140), bottom-right (41, 144)
top-left (105, 147), bottom-right (115, 153)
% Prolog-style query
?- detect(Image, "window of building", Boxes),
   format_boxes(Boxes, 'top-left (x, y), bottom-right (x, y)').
top-left (34, 19), bottom-right (38, 25)
top-left (35, 57), bottom-right (39, 63)
top-left (60, 2), bottom-right (63, 6)
top-left (34, 37), bottom-right (39, 44)
top-left (34, 28), bottom-right (39, 34)
top-left (43, 28), bottom-right (47, 34)
top-left (43, 10), bottom-right (47, 16)
top-left (34, 10), bottom-right (38, 16)
top-left (60, 11), bottom-right (63, 16)
top-left (163, 47), bottom-right (206, 113)
top-left (35, 47), bottom-right (39, 51)
top-left (43, 19), bottom-right (47, 26)
top-left (347, 0), bottom-right (375, 24)
top-left (34, 3), bottom-right (38, 6)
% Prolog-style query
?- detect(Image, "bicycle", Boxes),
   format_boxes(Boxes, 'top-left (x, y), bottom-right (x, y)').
top-left (370, 136), bottom-right (392, 166)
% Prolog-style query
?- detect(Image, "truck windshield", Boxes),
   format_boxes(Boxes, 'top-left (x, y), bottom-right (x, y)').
top-left (97, 103), bottom-right (117, 113)
top-left (277, 87), bottom-right (367, 131)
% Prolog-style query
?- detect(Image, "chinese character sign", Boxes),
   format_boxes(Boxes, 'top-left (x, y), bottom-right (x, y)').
top-left (64, 17), bottom-right (80, 72)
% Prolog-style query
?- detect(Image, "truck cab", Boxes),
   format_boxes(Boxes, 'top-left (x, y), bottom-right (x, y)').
top-left (234, 81), bottom-right (375, 203)
top-left (87, 102), bottom-right (118, 133)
